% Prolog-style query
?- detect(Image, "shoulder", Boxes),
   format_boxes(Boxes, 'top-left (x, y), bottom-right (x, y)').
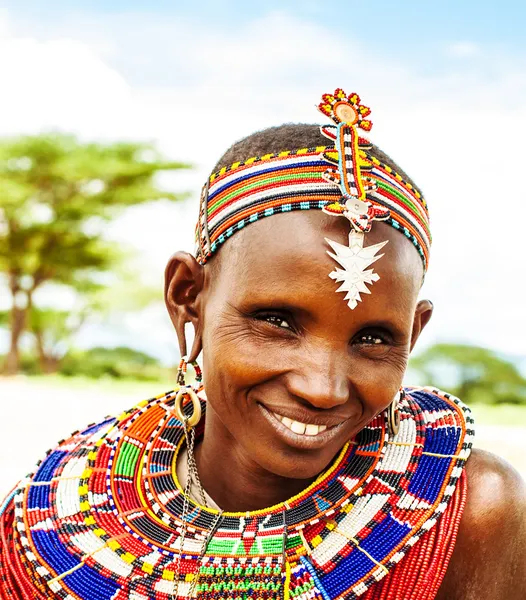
top-left (462, 449), bottom-right (526, 546)
top-left (464, 447), bottom-right (526, 513)
top-left (438, 449), bottom-right (526, 600)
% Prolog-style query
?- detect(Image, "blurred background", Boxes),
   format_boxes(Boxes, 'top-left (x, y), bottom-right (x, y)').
top-left (0, 0), bottom-right (525, 498)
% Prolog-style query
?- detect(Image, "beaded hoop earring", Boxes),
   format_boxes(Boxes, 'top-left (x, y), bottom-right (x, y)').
top-left (387, 388), bottom-right (404, 436)
top-left (174, 356), bottom-right (203, 429)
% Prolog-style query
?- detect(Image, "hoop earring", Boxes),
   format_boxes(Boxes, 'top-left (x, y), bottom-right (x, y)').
top-left (174, 356), bottom-right (203, 429)
top-left (387, 388), bottom-right (404, 436)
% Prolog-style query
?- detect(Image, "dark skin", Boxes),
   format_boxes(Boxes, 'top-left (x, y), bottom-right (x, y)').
top-left (165, 210), bottom-right (526, 599)
top-left (437, 450), bottom-right (526, 599)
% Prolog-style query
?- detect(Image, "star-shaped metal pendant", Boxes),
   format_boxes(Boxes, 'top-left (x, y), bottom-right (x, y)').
top-left (325, 230), bottom-right (388, 310)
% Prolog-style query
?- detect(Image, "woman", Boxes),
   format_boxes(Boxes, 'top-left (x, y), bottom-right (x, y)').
top-left (1, 88), bottom-right (524, 600)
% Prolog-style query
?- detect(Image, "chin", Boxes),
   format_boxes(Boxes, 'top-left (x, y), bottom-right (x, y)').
top-left (248, 403), bottom-right (355, 479)
top-left (252, 440), bottom-right (345, 481)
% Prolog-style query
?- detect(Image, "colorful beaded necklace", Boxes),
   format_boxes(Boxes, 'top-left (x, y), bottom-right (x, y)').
top-left (0, 386), bottom-right (473, 600)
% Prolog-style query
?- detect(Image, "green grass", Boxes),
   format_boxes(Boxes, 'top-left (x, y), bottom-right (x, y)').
top-left (7, 374), bottom-right (176, 396)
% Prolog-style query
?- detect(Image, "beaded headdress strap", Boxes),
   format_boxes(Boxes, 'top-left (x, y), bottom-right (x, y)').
top-left (195, 88), bottom-right (431, 308)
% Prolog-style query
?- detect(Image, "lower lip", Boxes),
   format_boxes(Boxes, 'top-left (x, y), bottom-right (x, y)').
top-left (257, 404), bottom-right (347, 450)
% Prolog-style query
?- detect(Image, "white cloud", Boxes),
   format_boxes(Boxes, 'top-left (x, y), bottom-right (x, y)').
top-left (1, 10), bottom-right (525, 361)
top-left (447, 41), bottom-right (480, 57)
top-left (0, 36), bottom-right (131, 137)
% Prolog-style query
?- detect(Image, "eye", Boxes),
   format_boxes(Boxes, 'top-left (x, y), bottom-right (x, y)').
top-left (358, 333), bottom-right (384, 345)
top-left (262, 315), bottom-right (292, 329)
top-left (353, 328), bottom-right (392, 346)
top-left (253, 312), bottom-right (293, 330)
top-left (352, 329), bottom-right (393, 359)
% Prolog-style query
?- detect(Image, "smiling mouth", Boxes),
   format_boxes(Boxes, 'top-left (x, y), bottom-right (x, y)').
top-left (257, 403), bottom-right (350, 449)
top-left (270, 411), bottom-right (328, 436)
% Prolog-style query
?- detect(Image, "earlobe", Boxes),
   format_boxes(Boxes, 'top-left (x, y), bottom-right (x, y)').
top-left (410, 299), bottom-right (434, 352)
top-left (164, 252), bottom-right (205, 359)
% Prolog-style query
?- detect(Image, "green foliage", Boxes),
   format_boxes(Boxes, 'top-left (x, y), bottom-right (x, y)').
top-left (18, 352), bottom-right (41, 375)
top-left (0, 132), bottom-right (187, 282)
top-left (59, 346), bottom-right (169, 380)
top-left (410, 343), bottom-right (526, 405)
top-left (0, 132), bottom-right (188, 373)
top-left (86, 271), bottom-right (162, 313)
top-left (27, 306), bottom-right (85, 372)
top-left (0, 346), bottom-right (171, 380)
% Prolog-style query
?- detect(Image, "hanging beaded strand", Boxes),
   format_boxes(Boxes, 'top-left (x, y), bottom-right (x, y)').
top-left (173, 355), bottom-right (211, 599)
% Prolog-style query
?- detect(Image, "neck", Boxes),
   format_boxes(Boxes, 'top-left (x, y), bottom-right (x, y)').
top-left (194, 404), bottom-right (317, 512)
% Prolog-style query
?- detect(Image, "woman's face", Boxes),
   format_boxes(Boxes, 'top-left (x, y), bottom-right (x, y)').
top-left (184, 211), bottom-right (430, 480)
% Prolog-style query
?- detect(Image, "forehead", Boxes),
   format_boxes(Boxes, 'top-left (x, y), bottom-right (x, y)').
top-left (209, 211), bottom-right (423, 318)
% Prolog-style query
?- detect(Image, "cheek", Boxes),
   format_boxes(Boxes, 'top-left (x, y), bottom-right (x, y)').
top-left (202, 321), bottom-right (284, 392)
top-left (351, 351), bottom-right (408, 415)
top-left (357, 370), bottom-right (401, 415)
top-left (201, 303), bottom-right (291, 389)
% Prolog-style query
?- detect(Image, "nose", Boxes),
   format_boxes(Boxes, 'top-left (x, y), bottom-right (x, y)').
top-left (286, 349), bottom-right (350, 410)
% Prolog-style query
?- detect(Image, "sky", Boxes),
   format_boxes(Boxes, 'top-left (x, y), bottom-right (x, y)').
top-left (0, 0), bottom-right (525, 365)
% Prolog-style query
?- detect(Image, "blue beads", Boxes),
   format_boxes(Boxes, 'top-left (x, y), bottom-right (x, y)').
top-left (33, 530), bottom-right (78, 574)
top-left (300, 556), bottom-right (332, 600)
top-left (64, 565), bottom-right (120, 600)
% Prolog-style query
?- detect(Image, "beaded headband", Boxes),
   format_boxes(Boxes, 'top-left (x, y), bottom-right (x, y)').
top-left (195, 88), bottom-right (431, 308)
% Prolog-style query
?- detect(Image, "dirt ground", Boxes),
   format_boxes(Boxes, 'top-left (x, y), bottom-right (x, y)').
top-left (0, 377), bottom-right (524, 501)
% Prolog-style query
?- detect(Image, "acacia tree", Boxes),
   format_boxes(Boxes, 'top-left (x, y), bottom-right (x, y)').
top-left (0, 133), bottom-right (188, 374)
top-left (410, 343), bottom-right (526, 405)
top-left (28, 274), bottom-right (162, 374)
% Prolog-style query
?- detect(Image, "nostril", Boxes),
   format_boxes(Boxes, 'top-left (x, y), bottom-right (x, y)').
top-left (288, 374), bottom-right (350, 409)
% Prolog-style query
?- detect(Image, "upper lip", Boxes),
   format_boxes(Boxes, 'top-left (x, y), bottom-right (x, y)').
top-left (259, 403), bottom-right (351, 429)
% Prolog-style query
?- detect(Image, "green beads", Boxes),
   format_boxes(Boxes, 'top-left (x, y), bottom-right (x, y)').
top-left (195, 563), bottom-right (283, 597)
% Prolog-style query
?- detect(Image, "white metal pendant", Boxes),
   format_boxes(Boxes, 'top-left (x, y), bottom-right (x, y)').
top-left (325, 230), bottom-right (388, 310)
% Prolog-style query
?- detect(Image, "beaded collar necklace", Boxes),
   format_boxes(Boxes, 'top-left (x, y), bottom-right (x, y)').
top-left (9, 386), bottom-right (473, 599)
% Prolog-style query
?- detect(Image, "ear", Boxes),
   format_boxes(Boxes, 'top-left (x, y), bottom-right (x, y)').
top-left (164, 251), bottom-right (205, 362)
top-left (409, 299), bottom-right (433, 352)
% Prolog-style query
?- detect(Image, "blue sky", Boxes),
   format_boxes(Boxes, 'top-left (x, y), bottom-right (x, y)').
top-left (6, 0), bottom-right (526, 39)
top-left (0, 1), bottom-right (525, 364)
top-left (7, 0), bottom-right (526, 51)
top-left (6, 0), bottom-right (526, 72)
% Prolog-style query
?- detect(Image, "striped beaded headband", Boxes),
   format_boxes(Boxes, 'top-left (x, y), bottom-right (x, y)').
top-left (195, 88), bottom-right (431, 308)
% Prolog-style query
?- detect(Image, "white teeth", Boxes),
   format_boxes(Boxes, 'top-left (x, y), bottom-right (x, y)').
top-left (290, 420), bottom-right (306, 435)
top-left (305, 424), bottom-right (319, 436)
top-left (281, 417), bottom-right (293, 428)
top-left (274, 413), bottom-right (329, 436)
